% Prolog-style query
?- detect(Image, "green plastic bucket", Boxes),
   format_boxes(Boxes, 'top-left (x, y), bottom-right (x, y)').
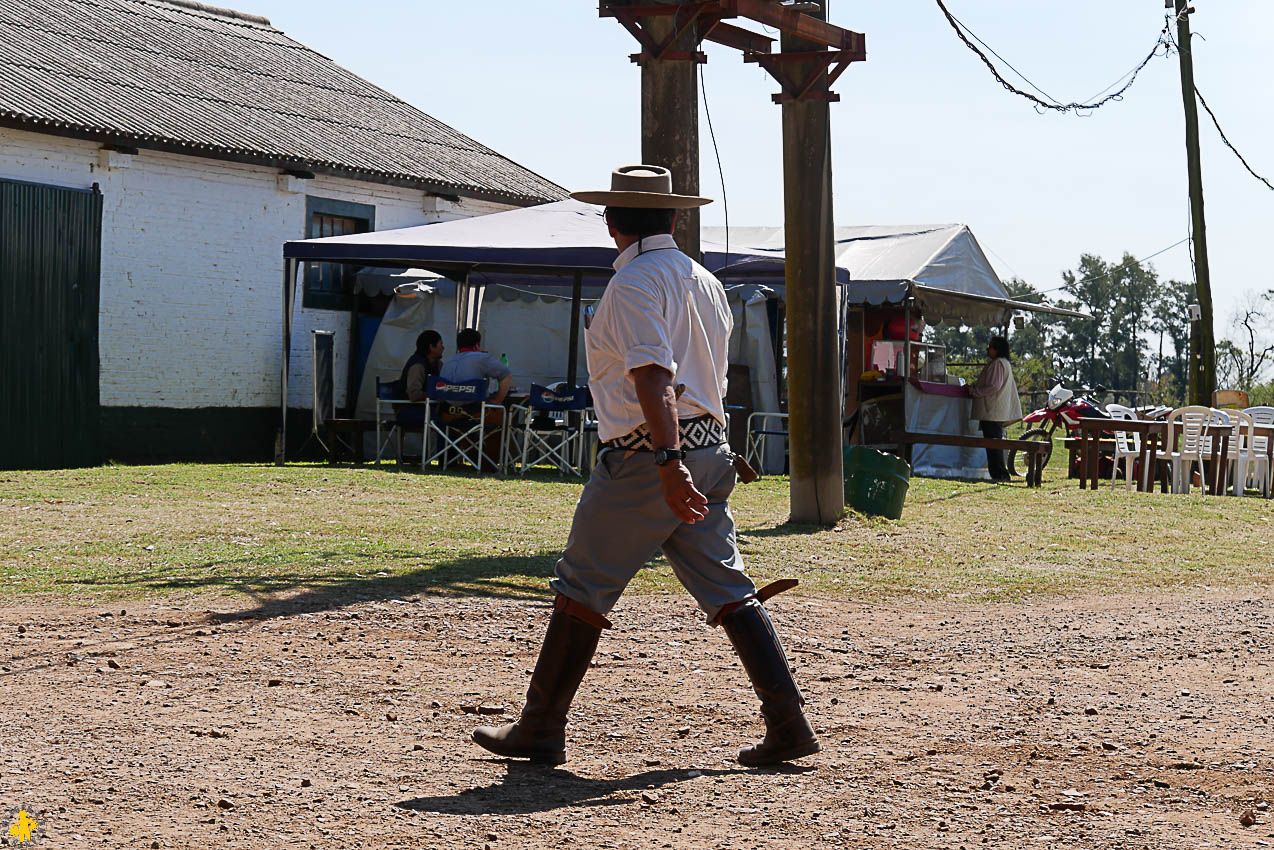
top-left (844, 445), bottom-right (912, 520)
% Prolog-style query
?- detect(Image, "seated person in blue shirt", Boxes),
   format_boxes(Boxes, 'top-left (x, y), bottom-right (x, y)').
top-left (439, 328), bottom-right (513, 410)
top-left (438, 328), bottom-right (513, 467)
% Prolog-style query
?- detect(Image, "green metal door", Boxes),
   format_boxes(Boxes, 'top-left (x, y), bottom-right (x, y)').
top-left (0, 178), bottom-right (103, 469)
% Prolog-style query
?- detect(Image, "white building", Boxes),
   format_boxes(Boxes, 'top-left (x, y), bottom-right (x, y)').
top-left (0, 0), bottom-right (562, 467)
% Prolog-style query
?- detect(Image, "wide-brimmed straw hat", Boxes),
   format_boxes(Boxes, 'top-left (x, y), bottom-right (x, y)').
top-left (570, 165), bottom-right (712, 209)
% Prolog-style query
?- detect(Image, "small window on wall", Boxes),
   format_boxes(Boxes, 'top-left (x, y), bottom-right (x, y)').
top-left (302, 197), bottom-right (376, 310)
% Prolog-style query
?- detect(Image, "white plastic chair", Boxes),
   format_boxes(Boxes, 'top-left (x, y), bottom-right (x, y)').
top-left (1222, 409), bottom-right (1257, 496)
top-left (1106, 403), bottom-right (1140, 490)
top-left (1202, 409), bottom-right (1234, 494)
top-left (1155, 405), bottom-right (1211, 494)
top-left (1242, 406), bottom-right (1274, 497)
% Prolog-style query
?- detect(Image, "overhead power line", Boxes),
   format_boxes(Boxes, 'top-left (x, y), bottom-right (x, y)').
top-left (934, 0), bottom-right (1173, 114)
top-left (1194, 86), bottom-right (1274, 192)
top-left (1023, 237), bottom-right (1192, 300)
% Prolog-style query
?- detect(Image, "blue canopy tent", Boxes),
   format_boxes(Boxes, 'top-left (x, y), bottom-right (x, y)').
top-left (277, 200), bottom-right (788, 461)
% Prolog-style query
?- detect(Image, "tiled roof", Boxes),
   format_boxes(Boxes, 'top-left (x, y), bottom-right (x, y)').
top-left (0, 0), bottom-right (564, 204)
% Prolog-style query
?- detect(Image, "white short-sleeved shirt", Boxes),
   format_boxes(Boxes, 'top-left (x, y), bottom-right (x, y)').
top-left (585, 233), bottom-right (733, 442)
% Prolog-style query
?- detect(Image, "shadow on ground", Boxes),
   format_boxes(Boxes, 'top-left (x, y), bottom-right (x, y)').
top-left (58, 549), bottom-right (561, 622)
top-left (396, 763), bottom-right (802, 816)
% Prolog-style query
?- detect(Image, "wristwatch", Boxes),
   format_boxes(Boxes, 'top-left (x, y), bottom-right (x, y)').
top-left (653, 447), bottom-right (686, 466)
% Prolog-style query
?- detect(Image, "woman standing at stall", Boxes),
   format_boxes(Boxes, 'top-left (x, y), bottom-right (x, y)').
top-left (967, 336), bottom-right (1023, 482)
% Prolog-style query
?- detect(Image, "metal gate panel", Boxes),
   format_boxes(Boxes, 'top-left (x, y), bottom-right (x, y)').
top-left (0, 177), bottom-right (103, 470)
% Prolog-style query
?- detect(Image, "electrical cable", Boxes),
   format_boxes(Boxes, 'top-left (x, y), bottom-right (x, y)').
top-left (1162, 19), bottom-right (1272, 191)
top-left (699, 62), bottom-right (730, 276)
top-left (1080, 35), bottom-right (1172, 104)
top-left (1186, 197), bottom-right (1197, 287)
top-left (1025, 237), bottom-right (1192, 298)
top-left (941, 9), bottom-right (1062, 105)
top-left (1194, 85), bottom-right (1274, 192)
top-left (934, 0), bottom-right (1172, 114)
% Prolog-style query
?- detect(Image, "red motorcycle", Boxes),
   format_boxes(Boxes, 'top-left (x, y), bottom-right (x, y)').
top-left (1009, 384), bottom-right (1109, 476)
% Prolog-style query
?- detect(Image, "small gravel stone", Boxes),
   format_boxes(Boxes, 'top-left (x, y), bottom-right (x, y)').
top-left (1239, 810), bottom-right (1256, 827)
top-left (1049, 802), bottom-right (1087, 812)
top-left (217, 798), bottom-right (234, 810)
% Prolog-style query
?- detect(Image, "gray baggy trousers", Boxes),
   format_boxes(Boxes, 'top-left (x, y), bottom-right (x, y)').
top-left (550, 443), bottom-right (757, 622)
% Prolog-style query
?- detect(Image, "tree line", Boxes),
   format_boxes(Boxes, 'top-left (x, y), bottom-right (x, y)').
top-left (927, 252), bottom-right (1274, 406)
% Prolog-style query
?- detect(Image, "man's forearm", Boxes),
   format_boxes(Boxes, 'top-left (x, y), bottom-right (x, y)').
top-left (492, 375), bottom-right (511, 404)
top-left (631, 365), bottom-right (679, 448)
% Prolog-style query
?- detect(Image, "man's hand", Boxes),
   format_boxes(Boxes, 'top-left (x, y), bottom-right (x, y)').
top-left (659, 461), bottom-right (709, 523)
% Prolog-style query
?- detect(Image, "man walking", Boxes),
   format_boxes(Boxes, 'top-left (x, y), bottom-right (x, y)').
top-left (472, 165), bottom-right (819, 767)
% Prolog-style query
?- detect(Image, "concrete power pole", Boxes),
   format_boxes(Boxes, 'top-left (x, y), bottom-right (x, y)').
top-left (1173, 0), bottom-right (1216, 405)
top-left (781, 3), bottom-right (844, 525)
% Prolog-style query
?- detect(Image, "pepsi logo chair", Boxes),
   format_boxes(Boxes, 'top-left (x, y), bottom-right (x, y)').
top-left (423, 377), bottom-right (505, 474)
top-left (511, 384), bottom-right (591, 476)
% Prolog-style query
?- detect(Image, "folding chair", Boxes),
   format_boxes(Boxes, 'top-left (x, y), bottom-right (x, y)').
top-left (423, 377), bottom-right (505, 474)
top-left (745, 412), bottom-right (789, 474)
top-left (373, 377), bottom-right (422, 466)
top-left (511, 384), bottom-right (591, 476)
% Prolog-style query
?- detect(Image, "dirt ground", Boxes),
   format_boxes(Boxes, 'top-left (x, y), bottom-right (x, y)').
top-left (3, 588), bottom-right (1273, 849)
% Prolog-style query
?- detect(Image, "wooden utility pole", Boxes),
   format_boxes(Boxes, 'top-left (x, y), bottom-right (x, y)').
top-left (779, 2), bottom-right (844, 524)
top-left (601, 1), bottom-right (863, 523)
top-left (627, 1), bottom-right (701, 260)
top-left (1174, 0), bottom-right (1216, 405)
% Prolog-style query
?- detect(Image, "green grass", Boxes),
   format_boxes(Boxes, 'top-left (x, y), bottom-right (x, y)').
top-left (1, 456), bottom-right (1271, 609)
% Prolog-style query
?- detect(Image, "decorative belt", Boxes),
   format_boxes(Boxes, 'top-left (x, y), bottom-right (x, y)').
top-left (602, 414), bottom-right (725, 452)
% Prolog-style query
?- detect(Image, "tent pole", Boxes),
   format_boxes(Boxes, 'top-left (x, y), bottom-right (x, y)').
top-left (567, 271), bottom-right (583, 387)
top-left (904, 300), bottom-right (912, 380)
top-left (276, 258), bottom-right (298, 465)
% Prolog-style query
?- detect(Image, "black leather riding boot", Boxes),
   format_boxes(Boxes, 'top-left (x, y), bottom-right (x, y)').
top-left (471, 598), bottom-right (602, 764)
top-left (721, 599), bottom-right (820, 766)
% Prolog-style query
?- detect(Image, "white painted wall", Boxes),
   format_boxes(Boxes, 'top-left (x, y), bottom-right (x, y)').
top-left (0, 126), bottom-right (512, 411)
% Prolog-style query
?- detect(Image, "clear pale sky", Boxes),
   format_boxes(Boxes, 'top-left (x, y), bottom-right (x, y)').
top-left (247, 0), bottom-right (1270, 324)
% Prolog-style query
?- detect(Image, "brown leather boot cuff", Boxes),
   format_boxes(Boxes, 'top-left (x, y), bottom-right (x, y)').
top-left (710, 578), bottom-right (799, 626)
top-left (554, 593), bottom-right (613, 630)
